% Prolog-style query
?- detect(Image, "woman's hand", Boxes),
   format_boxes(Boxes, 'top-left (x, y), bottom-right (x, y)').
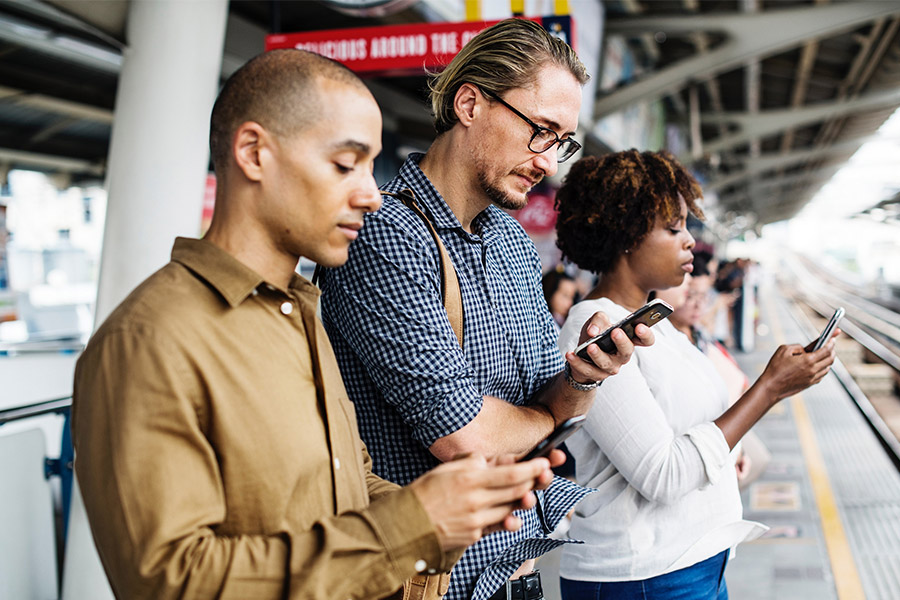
top-left (758, 335), bottom-right (837, 404)
top-left (716, 330), bottom-right (839, 449)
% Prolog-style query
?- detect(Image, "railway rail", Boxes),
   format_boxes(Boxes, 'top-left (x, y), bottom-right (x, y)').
top-left (780, 252), bottom-right (900, 470)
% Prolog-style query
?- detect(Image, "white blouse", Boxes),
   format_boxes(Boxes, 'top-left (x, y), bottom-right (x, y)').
top-left (558, 297), bottom-right (765, 582)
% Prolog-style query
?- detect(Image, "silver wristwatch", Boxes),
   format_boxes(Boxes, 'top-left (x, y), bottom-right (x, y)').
top-left (564, 362), bottom-right (602, 391)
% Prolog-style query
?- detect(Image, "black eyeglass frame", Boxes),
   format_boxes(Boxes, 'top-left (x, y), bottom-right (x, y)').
top-left (481, 88), bottom-right (582, 163)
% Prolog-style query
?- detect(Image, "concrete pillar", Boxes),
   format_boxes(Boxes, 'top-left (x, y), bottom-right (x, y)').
top-left (62, 1), bottom-right (228, 598)
top-left (93, 0), bottom-right (228, 325)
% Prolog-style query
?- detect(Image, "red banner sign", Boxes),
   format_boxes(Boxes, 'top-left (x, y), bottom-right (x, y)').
top-left (511, 189), bottom-right (558, 235)
top-left (265, 16), bottom-right (574, 76)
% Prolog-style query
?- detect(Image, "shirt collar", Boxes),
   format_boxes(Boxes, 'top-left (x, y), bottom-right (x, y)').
top-left (396, 153), bottom-right (512, 244)
top-left (396, 153), bottom-right (466, 232)
top-left (171, 237), bottom-right (313, 308)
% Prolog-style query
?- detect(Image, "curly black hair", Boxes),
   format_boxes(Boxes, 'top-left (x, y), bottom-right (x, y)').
top-left (555, 149), bottom-right (704, 275)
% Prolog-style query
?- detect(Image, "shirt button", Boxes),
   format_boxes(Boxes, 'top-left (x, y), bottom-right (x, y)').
top-left (426, 569), bottom-right (437, 575)
top-left (280, 301), bottom-right (293, 315)
top-left (333, 457), bottom-right (341, 470)
top-left (414, 559), bottom-right (427, 572)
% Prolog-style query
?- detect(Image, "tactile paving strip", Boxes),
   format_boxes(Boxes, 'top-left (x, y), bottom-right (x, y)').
top-left (802, 375), bottom-right (900, 600)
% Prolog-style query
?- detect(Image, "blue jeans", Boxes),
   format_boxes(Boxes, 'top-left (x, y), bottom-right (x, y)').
top-left (560, 550), bottom-right (729, 600)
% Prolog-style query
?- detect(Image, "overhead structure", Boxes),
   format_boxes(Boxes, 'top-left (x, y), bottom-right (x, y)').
top-left (598, 0), bottom-right (900, 232)
top-left (2, 0), bottom-right (900, 231)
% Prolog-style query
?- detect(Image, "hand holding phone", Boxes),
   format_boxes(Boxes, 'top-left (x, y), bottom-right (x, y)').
top-left (574, 299), bottom-right (673, 359)
top-left (518, 415), bottom-right (586, 462)
top-left (809, 307), bottom-right (844, 352)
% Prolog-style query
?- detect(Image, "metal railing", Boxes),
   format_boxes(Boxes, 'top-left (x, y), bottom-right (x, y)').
top-left (783, 260), bottom-right (900, 472)
top-left (0, 396), bottom-right (72, 426)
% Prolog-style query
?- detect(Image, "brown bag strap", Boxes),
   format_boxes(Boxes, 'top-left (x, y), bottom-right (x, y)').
top-left (384, 189), bottom-right (464, 349)
top-left (392, 573), bottom-right (452, 600)
top-left (312, 189), bottom-right (464, 349)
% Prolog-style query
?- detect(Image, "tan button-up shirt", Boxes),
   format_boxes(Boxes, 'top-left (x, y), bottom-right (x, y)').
top-left (73, 238), bottom-right (449, 599)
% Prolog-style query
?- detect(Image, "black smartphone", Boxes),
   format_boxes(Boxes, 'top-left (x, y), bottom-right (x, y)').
top-left (810, 307), bottom-right (844, 351)
top-left (574, 299), bottom-right (674, 359)
top-left (518, 415), bottom-right (586, 462)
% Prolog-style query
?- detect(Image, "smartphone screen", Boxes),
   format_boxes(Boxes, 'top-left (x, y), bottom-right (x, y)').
top-left (574, 299), bottom-right (673, 359)
top-left (518, 415), bottom-right (586, 462)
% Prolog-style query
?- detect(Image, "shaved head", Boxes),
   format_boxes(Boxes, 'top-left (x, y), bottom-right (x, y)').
top-left (209, 49), bottom-right (368, 174)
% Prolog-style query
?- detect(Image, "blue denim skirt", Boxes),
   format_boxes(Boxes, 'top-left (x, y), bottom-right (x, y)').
top-left (560, 550), bottom-right (729, 600)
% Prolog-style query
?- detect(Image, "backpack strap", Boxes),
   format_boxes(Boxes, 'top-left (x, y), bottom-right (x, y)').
top-left (384, 188), bottom-right (464, 349)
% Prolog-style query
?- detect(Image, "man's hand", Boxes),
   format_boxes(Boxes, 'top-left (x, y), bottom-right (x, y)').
top-left (565, 311), bottom-right (655, 385)
top-left (407, 454), bottom-right (556, 551)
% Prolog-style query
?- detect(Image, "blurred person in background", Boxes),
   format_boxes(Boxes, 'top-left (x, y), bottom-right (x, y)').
top-left (542, 266), bottom-right (582, 480)
top-left (542, 266), bottom-right (579, 326)
top-left (552, 149), bottom-right (837, 600)
top-left (714, 259), bottom-right (747, 350)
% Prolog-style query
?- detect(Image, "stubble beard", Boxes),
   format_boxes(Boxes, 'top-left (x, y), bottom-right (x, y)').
top-left (476, 168), bottom-right (530, 211)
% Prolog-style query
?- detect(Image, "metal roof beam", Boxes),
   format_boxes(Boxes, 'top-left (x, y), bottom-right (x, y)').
top-left (595, 1), bottom-right (900, 118)
top-left (0, 147), bottom-right (104, 175)
top-left (699, 85), bottom-right (900, 156)
top-left (0, 84), bottom-right (114, 123)
top-left (0, 10), bottom-right (122, 74)
top-left (779, 0), bottom-right (830, 154)
top-left (719, 166), bottom-right (839, 195)
top-left (720, 179), bottom-right (834, 211)
top-left (704, 134), bottom-right (887, 190)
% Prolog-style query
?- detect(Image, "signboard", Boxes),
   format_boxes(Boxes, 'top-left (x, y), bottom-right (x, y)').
top-left (510, 188), bottom-right (558, 236)
top-left (266, 16), bottom-right (574, 76)
top-left (200, 174), bottom-right (216, 236)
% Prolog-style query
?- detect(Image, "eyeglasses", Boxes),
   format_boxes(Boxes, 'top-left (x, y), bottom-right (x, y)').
top-left (481, 88), bottom-right (581, 163)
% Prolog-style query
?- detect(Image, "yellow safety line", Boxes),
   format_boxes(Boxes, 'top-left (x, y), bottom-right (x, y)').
top-left (764, 293), bottom-right (866, 599)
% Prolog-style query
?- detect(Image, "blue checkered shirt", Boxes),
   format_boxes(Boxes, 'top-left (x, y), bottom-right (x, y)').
top-left (320, 154), bottom-right (593, 600)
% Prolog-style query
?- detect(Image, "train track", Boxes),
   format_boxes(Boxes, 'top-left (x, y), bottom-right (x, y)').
top-left (785, 253), bottom-right (900, 371)
top-left (781, 252), bottom-right (900, 470)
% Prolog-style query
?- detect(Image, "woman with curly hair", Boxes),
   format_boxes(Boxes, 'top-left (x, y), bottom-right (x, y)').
top-left (553, 150), bottom-right (837, 600)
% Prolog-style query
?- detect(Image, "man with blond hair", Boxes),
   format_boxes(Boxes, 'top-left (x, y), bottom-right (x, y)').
top-left (321, 19), bottom-right (654, 600)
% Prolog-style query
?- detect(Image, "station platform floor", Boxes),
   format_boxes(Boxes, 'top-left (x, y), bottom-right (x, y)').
top-left (535, 284), bottom-right (900, 600)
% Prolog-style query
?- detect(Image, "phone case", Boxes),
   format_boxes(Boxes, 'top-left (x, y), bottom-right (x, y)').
top-left (519, 415), bottom-right (586, 462)
top-left (575, 299), bottom-right (673, 358)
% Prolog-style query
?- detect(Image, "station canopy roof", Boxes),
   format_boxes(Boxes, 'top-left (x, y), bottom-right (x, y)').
top-left (1, 0), bottom-right (900, 232)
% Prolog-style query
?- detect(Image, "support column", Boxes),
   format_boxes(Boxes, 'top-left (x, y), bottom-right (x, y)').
top-left (62, 1), bottom-right (228, 598)
top-left (93, 0), bottom-right (228, 325)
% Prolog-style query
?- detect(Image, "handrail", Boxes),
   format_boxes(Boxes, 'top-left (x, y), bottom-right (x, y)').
top-left (0, 397), bottom-right (72, 426)
top-left (788, 298), bottom-right (900, 472)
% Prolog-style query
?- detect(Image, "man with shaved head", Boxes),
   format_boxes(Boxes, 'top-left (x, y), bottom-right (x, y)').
top-left (72, 49), bottom-right (561, 600)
